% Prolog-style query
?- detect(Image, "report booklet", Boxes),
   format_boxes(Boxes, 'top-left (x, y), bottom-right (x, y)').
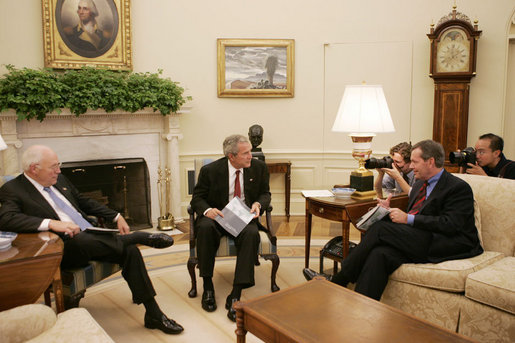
top-left (215, 196), bottom-right (254, 237)
top-left (356, 205), bottom-right (390, 231)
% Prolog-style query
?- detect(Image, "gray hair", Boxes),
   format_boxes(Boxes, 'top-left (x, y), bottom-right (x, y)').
top-left (412, 140), bottom-right (445, 168)
top-left (78, 0), bottom-right (99, 17)
top-left (21, 145), bottom-right (50, 171)
top-left (223, 134), bottom-right (249, 157)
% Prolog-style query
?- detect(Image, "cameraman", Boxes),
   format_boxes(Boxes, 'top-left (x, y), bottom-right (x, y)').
top-left (464, 133), bottom-right (515, 179)
top-left (374, 142), bottom-right (415, 194)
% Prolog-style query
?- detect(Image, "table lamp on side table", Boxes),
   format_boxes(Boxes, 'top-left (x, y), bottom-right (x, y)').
top-left (332, 84), bottom-right (395, 199)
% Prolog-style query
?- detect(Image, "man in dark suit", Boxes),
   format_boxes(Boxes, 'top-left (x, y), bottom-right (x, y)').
top-left (304, 139), bottom-right (483, 300)
top-left (0, 145), bottom-right (183, 335)
top-left (190, 134), bottom-right (271, 321)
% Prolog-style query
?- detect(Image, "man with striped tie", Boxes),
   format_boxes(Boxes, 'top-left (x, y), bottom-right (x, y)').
top-left (304, 139), bottom-right (483, 300)
top-left (0, 145), bottom-right (184, 335)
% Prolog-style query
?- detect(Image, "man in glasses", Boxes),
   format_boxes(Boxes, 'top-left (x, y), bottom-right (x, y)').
top-left (465, 133), bottom-right (515, 179)
top-left (0, 145), bottom-right (184, 335)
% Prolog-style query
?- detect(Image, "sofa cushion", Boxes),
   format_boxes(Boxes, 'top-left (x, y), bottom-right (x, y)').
top-left (465, 256), bottom-right (515, 314)
top-left (27, 308), bottom-right (114, 343)
top-left (454, 174), bottom-right (515, 256)
top-left (390, 251), bottom-right (504, 292)
top-left (190, 230), bottom-right (276, 257)
top-left (0, 304), bottom-right (56, 343)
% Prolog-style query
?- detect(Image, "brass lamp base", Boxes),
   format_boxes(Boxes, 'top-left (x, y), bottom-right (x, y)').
top-left (157, 214), bottom-right (176, 231)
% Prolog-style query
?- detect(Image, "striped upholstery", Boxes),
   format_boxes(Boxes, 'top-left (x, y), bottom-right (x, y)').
top-left (62, 262), bottom-right (121, 297)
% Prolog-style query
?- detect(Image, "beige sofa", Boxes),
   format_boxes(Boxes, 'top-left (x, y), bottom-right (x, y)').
top-left (0, 304), bottom-right (113, 343)
top-left (380, 174), bottom-right (514, 343)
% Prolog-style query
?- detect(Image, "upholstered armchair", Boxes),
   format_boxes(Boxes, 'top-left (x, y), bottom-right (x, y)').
top-left (187, 204), bottom-right (280, 298)
top-left (186, 158), bottom-right (280, 298)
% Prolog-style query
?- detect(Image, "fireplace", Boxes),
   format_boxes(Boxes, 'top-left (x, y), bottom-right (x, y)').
top-left (0, 108), bottom-right (189, 226)
top-left (60, 158), bottom-right (152, 230)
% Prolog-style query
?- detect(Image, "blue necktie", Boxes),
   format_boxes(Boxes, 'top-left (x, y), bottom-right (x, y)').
top-left (43, 187), bottom-right (91, 230)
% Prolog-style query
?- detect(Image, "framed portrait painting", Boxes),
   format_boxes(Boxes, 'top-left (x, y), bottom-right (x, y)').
top-left (42, 0), bottom-right (132, 69)
top-left (217, 39), bottom-right (295, 97)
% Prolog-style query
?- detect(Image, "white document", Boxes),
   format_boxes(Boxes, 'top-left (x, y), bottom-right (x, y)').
top-left (301, 190), bottom-right (334, 198)
top-left (215, 197), bottom-right (254, 237)
top-left (356, 205), bottom-right (390, 231)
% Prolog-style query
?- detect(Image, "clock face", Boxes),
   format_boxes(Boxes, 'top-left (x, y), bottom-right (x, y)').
top-left (436, 28), bottom-right (471, 73)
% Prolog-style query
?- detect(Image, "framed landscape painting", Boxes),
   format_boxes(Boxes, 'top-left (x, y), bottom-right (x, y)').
top-left (217, 39), bottom-right (295, 97)
top-left (42, 0), bottom-right (132, 69)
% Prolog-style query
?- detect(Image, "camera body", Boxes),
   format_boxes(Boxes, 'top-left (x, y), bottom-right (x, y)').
top-left (449, 147), bottom-right (476, 167)
top-left (365, 156), bottom-right (394, 169)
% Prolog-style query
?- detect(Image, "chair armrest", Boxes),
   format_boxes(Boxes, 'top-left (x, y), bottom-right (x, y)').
top-left (187, 204), bottom-right (196, 249)
top-left (0, 304), bottom-right (56, 343)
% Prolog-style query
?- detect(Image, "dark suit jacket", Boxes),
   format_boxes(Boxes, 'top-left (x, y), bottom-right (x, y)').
top-left (408, 170), bottom-right (483, 262)
top-left (190, 157), bottom-right (271, 218)
top-left (0, 174), bottom-right (117, 235)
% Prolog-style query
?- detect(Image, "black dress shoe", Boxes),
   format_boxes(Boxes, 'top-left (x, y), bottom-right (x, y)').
top-left (225, 295), bottom-right (238, 322)
top-left (143, 233), bottom-right (174, 249)
top-left (302, 268), bottom-right (332, 282)
top-left (201, 290), bottom-right (217, 312)
top-left (144, 313), bottom-right (184, 334)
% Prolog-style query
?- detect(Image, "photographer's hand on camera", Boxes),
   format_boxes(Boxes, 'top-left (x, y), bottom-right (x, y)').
top-left (465, 162), bottom-right (487, 176)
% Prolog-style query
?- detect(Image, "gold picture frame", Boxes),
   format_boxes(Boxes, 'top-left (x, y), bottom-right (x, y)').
top-left (42, 0), bottom-right (132, 70)
top-left (217, 39), bottom-right (294, 97)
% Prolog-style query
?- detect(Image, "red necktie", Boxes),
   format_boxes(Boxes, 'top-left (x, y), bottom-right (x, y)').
top-left (408, 181), bottom-right (428, 215)
top-left (234, 170), bottom-right (241, 198)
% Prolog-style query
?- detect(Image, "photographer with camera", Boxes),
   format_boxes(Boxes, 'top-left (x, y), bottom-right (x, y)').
top-left (460, 133), bottom-right (514, 179)
top-left (372, 142), bottom-right (415, 195)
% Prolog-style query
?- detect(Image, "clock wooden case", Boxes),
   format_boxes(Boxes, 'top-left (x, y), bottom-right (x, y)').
top-left (427, 7), bottom-right (481, 169)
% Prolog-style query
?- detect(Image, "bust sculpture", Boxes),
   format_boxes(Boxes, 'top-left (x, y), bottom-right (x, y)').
top-left (248, 124), bottom-right (265, 161)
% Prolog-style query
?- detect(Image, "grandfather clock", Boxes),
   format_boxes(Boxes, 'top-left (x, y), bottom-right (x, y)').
top-left (427, 5), bottom-right (481, 169)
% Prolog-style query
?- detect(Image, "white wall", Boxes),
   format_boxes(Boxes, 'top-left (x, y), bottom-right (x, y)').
top-left (1, 0), bottom-right (514, 216)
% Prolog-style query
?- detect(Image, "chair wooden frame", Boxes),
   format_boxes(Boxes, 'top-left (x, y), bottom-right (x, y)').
top-left (187, 205), bottom-right (280, 298)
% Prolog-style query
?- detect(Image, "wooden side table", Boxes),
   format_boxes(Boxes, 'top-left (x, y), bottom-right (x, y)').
top-left (304, 194), bottom-right (409, 269)
top-left (266, 160), bottom-right (291, 221)
top-left (234, 278), bottom-right (476, 343)
top-left (0, 232), bottom-right (64, 313)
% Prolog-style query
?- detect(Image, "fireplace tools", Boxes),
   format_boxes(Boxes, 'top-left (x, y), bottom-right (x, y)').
top-left (157, 167), bottom-right (176, 231)
top-left (114, 165), bottom-right (133, 225)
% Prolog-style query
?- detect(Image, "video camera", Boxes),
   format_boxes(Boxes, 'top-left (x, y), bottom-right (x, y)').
top-left (449, 147), bottom-right (476, 168)
top-left (364, 156), bottom-right (394, 169)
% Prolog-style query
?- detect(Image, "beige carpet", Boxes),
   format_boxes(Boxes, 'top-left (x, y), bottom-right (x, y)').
top-left (77, 238), bottom-right (330, 342)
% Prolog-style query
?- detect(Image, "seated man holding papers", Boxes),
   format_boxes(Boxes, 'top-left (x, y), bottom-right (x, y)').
top-left (190, 134), bottom-right (271, 321)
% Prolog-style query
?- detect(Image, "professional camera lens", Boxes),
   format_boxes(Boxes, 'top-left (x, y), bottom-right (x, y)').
top-left (449, 147), bottom-right (476, 167)
top-left (365, 156), bottom-right (394, 169)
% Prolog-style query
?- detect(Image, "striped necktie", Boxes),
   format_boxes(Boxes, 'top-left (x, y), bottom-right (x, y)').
top-left (408, 181), bottom-right (428, 215)
top-left (43, 187), bottom-right (91, 230)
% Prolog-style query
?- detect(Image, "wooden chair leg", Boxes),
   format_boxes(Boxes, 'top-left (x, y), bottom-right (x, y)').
top-left (187, 257), bottom-right (198, 298)
top-left (44, 286), bottom-right (52, 307)
top-left (262, 253), bottom-right (280, 293)
top-left (64, 290), bottom-right (86, 309)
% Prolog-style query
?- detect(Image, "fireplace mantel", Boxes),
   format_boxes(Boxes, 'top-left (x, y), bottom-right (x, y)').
top-left (0, 107), bottom-right (190, 224)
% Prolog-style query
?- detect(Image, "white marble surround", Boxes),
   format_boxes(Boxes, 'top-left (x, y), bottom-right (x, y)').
top-left (0, 108), bottom-right (189, 225)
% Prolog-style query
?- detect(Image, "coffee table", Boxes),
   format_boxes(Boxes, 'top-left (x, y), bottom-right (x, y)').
top-left (234, 278), bottom-right (476, 343)
top-left (0, 232), bottom-right (64, 312)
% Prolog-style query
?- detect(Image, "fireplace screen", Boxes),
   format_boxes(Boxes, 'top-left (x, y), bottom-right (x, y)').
top-left (60, 158), bottom-right (152, 230)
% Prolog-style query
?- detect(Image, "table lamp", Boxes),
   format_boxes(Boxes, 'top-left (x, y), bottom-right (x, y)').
top-left (331, 84), bottom-right (395, 199)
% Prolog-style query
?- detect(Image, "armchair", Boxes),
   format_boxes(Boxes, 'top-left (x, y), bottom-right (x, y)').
top-left (186, 158), bottom-right (280, 298)
top-left (187, 205), bottom-right (280, 297)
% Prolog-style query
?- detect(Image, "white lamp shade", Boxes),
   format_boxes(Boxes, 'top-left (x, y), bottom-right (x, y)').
top-left (0, 134), bottom-right (7, 151)
top-left (331, 85), bottom-right (395, 134)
